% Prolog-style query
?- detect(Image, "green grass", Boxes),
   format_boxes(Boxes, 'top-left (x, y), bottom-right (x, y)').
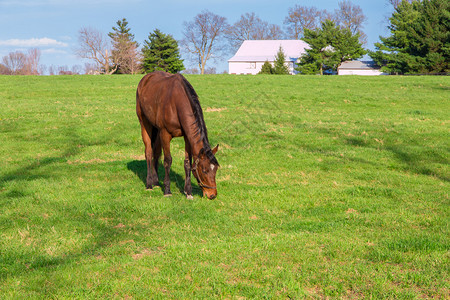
top-left (0, 74), bottom-right (449, 298)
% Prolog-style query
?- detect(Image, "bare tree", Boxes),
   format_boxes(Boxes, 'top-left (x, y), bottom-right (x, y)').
top-left (71, 65), bottom-right (82, 74)
top-left (335, 0), bottom-right (367, 43)
top-left (226, 12), bottom-right (284, 50)
top-left (181, 10), bottom-right (228, 74)
top-left (2, 51), bottom-right (27, 75)
top-left (204, 67), bottom-right (217, 74)
top-left (39, 64), bottom-right (47, 75)
top-left (25, 48), bottom-right (41, 75)
top-left (111, 41), bottom-right (142, 74)
top-left (123, 43), bottom-right (142, 74)
top-left (267, 24), bottom-right (285, 40)
top-left (284, 5), bottom-right (325, 39)
top-left (182, 68), bottom-right (199, 75)
top-left (0, 63), bottom-right (10, 75)
top-left (84, 62), bottom-right (98, 75)
top-left (48, 65), bottom-right (57, 76)
top-left (58, 65), bottom-right (71, 75)
top-left (76, 27), bottom-right (117, 75)
top-left (1, 49), bottom-right (41, 75)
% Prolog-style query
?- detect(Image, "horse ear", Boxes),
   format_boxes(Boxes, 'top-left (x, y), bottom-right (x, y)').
top-left (198, 148), bottom-right (205, 158)
top-left (212, 144), bottom-right (219, 155)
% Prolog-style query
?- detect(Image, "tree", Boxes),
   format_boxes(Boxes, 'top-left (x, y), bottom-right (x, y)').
top-left (58, 65), bottom-right (70, 75)
top-left (226, 12), bottom-right (284, 50)
top-left (258, 61), bottom-right (274, 74)
top-left (0, 50), bottom-right (40, 75)
top-left (183, 68), bottom-right (200, 75)
top-left (108, 18), bottom-right (141, 74)
top-left (297, 20), bottom-right (366, 75)
top-left (204, 67), bottom-right (217, 74)
top-left (285, 2), bottom-right (366, 43)
top-left (84, 63), bottom-right (98, 75)
top-left (370, 0), bottom-right (449, 74)
top-left (142, 29), bottom-right (184, 74)
top-left (257, 47), bottom-right (291, 75)
top-left (0, 63), bottom-right (10, 75)
top-left (334, 1), bottom-right (367, 44)
top-left (273, 46), bottom-right (290, 75)
top-left (48, 65), bottom-right (57, 76)
top-left (25, 48), bottom-right (41, 75)
top-left (297, 22), bottom-right (334, 75)
top-left (1, 51), bottom-right (26, 75)
top-left (76, 27), bottom-right (117, 75)
top-left (181, 10), bottom-right (228, 74)
top-left (284, 5), bottom-right (327, 39)
top-left (71, 65), bottom-right (82, 75)
top-left (388, 0), bottom-right (414, 9)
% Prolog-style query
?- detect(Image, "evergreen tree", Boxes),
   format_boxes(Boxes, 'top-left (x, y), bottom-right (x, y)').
top-left (273, 46), bottom-right (290, 75)
top-left (108, 18), bottom-right (141, 74)
top-left (369, 0), bottom-right (449, 74)
top-left (297, 22), bottom-right (334, 75)
top-left (109, 18), bottom-right (136, 44)
top-left (297, 20), bottom-right (365, 75)
top-left (142, 29), bottom-right (184, 74)
top-left (258, 60), bottom-right (274, 74)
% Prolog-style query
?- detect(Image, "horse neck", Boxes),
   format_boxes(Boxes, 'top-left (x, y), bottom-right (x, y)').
top-left (179, 110), bottom-right (205, 158)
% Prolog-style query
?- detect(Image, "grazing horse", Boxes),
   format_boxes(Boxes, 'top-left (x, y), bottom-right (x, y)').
top-left (136, 71), bottom-right (219, 199)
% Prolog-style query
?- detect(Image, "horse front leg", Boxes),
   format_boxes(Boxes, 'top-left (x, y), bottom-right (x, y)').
top-left (160, 130), bottom-right (172, 196)
top-left (184, 137), bottom-right (193, 199)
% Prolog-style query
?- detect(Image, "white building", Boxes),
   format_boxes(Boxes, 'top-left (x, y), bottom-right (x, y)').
top-left (338, 61), bottom-right (388, 76)
top-left (228, 40), bottom-right (309, 75)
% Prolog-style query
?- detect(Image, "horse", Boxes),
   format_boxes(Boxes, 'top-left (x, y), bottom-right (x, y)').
top-left (136, 71), bottom-right (219, 200)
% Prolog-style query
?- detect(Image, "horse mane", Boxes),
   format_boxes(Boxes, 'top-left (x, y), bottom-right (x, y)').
top-left (179, 74), bottom-right (219, 166)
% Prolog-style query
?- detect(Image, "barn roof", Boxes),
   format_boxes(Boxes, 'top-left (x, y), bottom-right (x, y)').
top-left (338, 61), bottom-right (381, 70)
top-left (228, 40), bottom-right (309, 62)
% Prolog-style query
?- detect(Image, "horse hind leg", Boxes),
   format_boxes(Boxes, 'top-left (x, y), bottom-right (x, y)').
top-left (150, 126), bottom-right (161, 187)
top-left (160, 130), bottom-right (173, 196)
top-left (139, 120), bottom-right (158, 190)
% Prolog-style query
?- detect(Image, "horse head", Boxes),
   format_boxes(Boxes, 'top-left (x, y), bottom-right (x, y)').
top-left (192, 145), bottom-right (219, 199)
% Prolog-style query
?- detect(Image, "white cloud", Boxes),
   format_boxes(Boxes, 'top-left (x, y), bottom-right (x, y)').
top-left (0, 37), bottom-right (68, 47)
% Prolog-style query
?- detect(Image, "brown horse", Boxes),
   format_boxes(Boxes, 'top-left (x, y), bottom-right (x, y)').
top-left (136, 71), bottom-right (219, 199)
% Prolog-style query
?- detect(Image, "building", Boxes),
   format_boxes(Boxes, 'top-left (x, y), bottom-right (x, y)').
top-left (228, 40), bottom-right (309, 75)
top-left (337, 61), bottom-right (388, 76)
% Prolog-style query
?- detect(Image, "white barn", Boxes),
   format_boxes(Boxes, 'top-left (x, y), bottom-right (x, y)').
top-left (228, 40), bottom-right (309, 75)
top-left (338, 61), bottom-right (388, 76)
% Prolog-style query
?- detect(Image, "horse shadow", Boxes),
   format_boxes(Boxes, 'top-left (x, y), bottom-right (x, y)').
top-left (126, 160), bottom-right (203, 197)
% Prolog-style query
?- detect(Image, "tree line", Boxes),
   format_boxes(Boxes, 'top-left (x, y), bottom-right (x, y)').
top-left (0, 0), bottom-right (447, 75)
top-left (0, 48), bottom-right (42, 75)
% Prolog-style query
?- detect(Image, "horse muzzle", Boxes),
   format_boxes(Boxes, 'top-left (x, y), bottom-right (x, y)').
top-left (203, 189), bottom-right (217, 200)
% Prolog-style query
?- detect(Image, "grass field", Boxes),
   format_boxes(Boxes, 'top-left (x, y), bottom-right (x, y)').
top-left (0, 74), bottom-right (448, 298)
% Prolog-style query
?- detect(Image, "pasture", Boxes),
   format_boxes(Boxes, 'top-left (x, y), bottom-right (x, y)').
top-left (0, 74), bottom-right (448, 298)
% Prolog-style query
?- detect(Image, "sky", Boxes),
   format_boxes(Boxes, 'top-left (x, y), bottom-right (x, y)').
top-left (0, 0), bottom-right (394, 73)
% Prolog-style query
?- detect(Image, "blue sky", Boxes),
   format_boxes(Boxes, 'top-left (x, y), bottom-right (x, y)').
top-left (0, 0), bottom-right (394, 73)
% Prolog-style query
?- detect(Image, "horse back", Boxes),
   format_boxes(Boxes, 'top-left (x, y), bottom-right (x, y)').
top-left (136, 71), bottom-right (187, 136)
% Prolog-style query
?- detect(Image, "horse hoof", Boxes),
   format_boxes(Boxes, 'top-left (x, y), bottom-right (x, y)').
top-left (186, 195), bottom-right (193, 200)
